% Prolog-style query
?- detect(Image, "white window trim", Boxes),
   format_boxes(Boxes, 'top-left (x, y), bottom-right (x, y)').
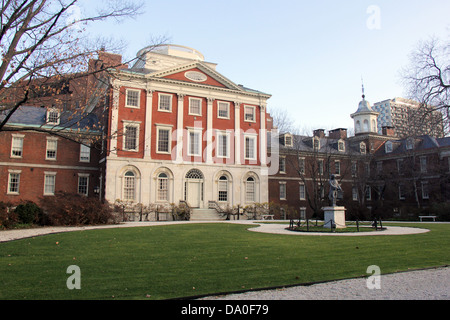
top-left (45, 137), bottom-right (58, 161)
top-left (46, 108), bottom-right (60, 125)
top-left (79, 143), bottom-right (91, 162)
top-left (43, 172), bottom-right (57, 196)
top-left (125, 89), bottom-right (141, 109)
top-left (217, 101), bottom-right (230, 119)
top-left (11, 134), bottom-right (25, 158)
top-left (7, 170), bottom-right (21, 195)
top-left (279, 156), bottom-right (286, 174)
top-left (158, 93), bottom-right (172, 112)
top-left (216, 130), bottom-right (230, 158)
top-left (243, 105), bottom-right (256, 122)
top-left (335, 160), bottom-right (341, 176)
top-left (338, 139), bottom-right (345, 152)
top-left (187, 128), bottom-right (202, 156)
top-left (421, 182), bottom-right (429, 200)
top-left (244, 134), bottom-right (257, 160)
top-left (77, 173), bottom-right (90, 196)
top-left (156, 125), bottom-right (172, 154)
top-left (299, 183), bottom-right (306, 200)
top-left (188, 97), bottom-right (202, 116)
top-left (279, 182), bottom-right (287, 200)
top-left (122, 121), bottom-right (141, 152)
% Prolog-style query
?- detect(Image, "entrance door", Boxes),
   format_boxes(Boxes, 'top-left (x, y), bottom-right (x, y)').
top-left (187, 181), bottom-right (201, 208)
top-left (185, 169), bottom-right (204, 208)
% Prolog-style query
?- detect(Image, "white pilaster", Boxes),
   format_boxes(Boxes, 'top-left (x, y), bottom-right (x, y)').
top-left (234, 102), bottom-right (241, 165)
top-left (109, 85), bottom-right (120, 157)
top-left (206, 97), bottom-right (214, 164)
top-left (176, 94), bottom-right (185, 163)
top-left (144, 89), bottom-right (153, 159)
top-left (260, 103), bottom-right (267, 166)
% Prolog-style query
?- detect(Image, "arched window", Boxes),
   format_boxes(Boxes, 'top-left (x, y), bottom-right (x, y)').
top-left (246, 177), bottom-right (255, 202)
top-left (157, 173), bottom-right (168, 201)
top-left (218, 175), bottom-right (228, 202)
top-left (363, 120), bottom-right (369, 132)
top-left (372, 120), bottom-right (377, 132)
top-left (186, 169), bottom-right (204, 179)
top-left (123, 171), bottom-right (136, 201)
top-left (356, 121), bottom-right (361, 133)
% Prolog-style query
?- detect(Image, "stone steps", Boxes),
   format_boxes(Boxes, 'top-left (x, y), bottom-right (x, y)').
top-left (190, 209), bottom-right (225, 221)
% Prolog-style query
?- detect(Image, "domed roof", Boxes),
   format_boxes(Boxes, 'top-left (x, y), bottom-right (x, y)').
top-left (356, 95), bottom-right (374, 113)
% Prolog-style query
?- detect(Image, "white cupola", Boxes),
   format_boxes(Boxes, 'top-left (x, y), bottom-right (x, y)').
top-left (350, 84), bottom-right (379, 135)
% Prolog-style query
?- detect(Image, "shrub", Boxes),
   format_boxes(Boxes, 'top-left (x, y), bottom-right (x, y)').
top-left (14, 202), bottom-right (43, 225)
top-left (0, 201), bottom-right (18, 229)
top-left (39, 192), bottom-right (119, 226)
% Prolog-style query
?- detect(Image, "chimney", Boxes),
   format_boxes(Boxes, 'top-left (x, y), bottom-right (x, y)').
top-left (329, 128), bottom-right (347, 140)
top-left (382, 126), bottom-right (395, 137)
top-left (313, 129), bottom-right (325, 138)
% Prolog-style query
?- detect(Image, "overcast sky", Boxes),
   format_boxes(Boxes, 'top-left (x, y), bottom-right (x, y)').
top-left (82, 0), bottom-right (450, 134)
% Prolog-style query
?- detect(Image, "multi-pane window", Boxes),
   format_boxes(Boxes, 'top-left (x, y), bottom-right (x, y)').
top-left (78, 174), bottom-right (89, 196)
top-left (335, 160), bottom-right (341, 175)
top-left (8, 171), bottom-right (20, 194)
top-left (246, 177), bottom-right (255, 202)
top-left (279, 157), bottom-right (286, 173)
top-left (299, 183), bottom-right (305, 200)
top-left (11, 135), bottom-right (24, 158)
top-left (126, 89), bottom-right (140, 108)
top-left (80, 144), bottom-right (90, 162)
top-left (217, 102), bottom-right (230, 119)
top-left (218, 176), bottom-right (228, 202)
top-left (46, 138), bottom-right (58, 160)
top-left (189, 98), bottom-right (202, 115)
top-left (157, 127), bottom-right (171, 153)
top-left (318, 159), bottom-right (324, 175)
top-left (44, 173), bottom-right (56, 195)
top-left (298, 157), bottom-right (305, 174)
top-left (123, 124), bottom-right (139, 151)
top-left (420, 157), bottom-right (427, 173)
top-left (244, 105), bottom-right (255, 122)
top-left (217, 132), bottom-right (229, 158)
top-left (421, 182), bottom-right (429, 200)
top-left (47, 109), bottom-right (60, 125)
top-left (188, 130), bottom-right (201, 156)
top-left (352, 186), bottom-right (358, 201)
top-left (123, 171), bottom-right (135, 201)
top-left (279, 182), bottom-right (287, 200)
top-left (157, 173), bottom-right (168, 201)
top-left (245, 136), bottom-right (256, 160)
top-left (158, 93), bottom-right (172, 112)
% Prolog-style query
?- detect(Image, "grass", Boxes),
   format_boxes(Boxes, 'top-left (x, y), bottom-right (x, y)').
top-left (0, 222), bottom-right (449, 300)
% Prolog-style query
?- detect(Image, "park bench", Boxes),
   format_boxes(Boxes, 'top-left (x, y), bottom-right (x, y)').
top-left (261, 214), bottom-right (274, 220)
top-left (419, 215), bottom-right (437, 222)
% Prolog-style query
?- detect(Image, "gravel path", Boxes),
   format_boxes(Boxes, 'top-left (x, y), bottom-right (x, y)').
top-left (199, 267), bottom-right (450, 300)
top-left (1, 221), bottom-right (448, 300)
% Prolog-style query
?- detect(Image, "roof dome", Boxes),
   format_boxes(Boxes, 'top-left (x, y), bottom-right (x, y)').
top-left (356, 95), bottom-right (373, 113)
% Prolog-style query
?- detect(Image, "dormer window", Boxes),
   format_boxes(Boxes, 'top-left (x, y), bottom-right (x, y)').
top-left (284, 134), bottom-right (293, 147)
top-left (338, 140), bottom-right (345, 152)
top-left (360, 142), bottom-right (366, 154)
top-left (406, 138), bottom-right (414, 150)
top-left (313, 137), bottom-right (320, 151)
top-left (46, 108), bottom-right (60, 125)
top-left (385, 141), bottom-right (393, 153)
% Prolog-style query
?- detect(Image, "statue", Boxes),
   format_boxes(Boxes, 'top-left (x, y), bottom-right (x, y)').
top-left (328, 174), bottom-right (342, 207)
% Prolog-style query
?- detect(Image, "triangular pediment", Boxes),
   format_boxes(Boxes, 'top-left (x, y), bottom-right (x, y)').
top-left (151, 62), bottom-right (243, 91)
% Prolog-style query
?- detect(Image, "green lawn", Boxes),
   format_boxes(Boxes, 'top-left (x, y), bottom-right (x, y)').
top-left (0, 222), bottom-right (449, 300)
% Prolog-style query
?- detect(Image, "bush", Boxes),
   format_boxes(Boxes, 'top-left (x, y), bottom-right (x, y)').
top-left (39, 192), bottom-right (119, 226)
top-left (14, 202), bottom-right (43, 225)
top-left (0, 201), bottom-right (17, 229)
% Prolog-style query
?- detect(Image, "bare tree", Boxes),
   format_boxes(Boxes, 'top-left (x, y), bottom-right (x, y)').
top-left (268, 106), bottom-right (295, 134)
top-left (0, 0), bottom-right (146, 131)
top-left (401, 37), bottom-right (449, 135)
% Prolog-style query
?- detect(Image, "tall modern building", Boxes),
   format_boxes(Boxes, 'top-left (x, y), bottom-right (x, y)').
top-left (372, 97), bottom-right (444, 138)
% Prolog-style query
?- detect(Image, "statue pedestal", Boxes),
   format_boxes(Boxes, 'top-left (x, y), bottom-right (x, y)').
top-left (323, 206), bottom-right (346, 229)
